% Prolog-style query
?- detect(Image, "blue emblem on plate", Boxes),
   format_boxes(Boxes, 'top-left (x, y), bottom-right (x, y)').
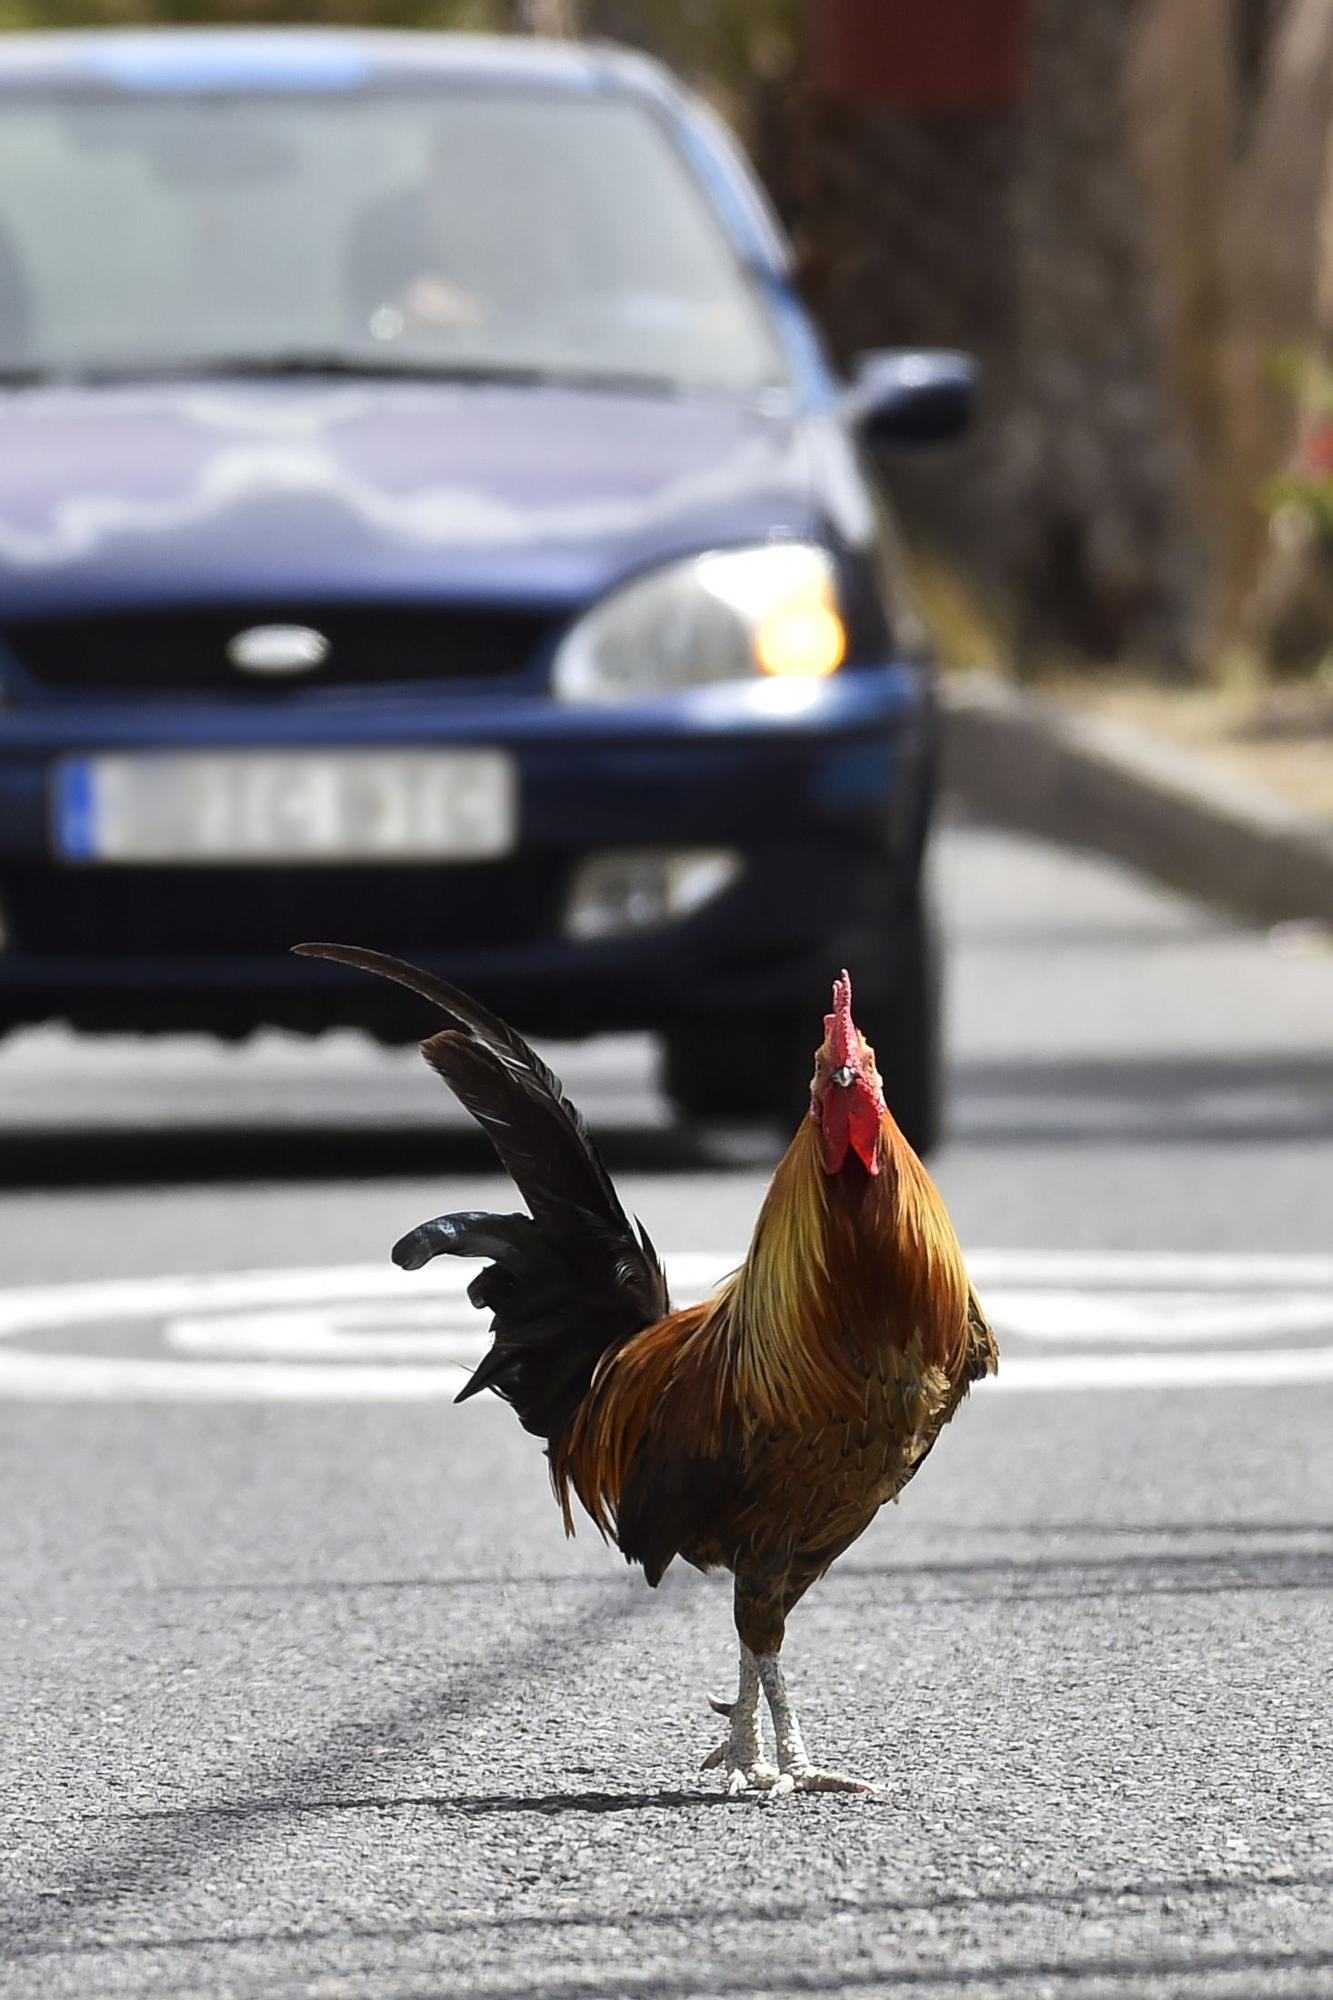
top-left (53, 759), bottom-right (97, 860)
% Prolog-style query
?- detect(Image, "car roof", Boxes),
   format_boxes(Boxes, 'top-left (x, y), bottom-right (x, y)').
top-left (0, 26), bottom-right (679, 102)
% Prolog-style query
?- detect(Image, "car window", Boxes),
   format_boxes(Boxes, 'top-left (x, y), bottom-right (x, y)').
top-left (0, 89), bottom-right (788, 394)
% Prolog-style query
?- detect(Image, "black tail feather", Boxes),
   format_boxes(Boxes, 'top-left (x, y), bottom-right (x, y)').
top-left (408, 1202), bottom-right (661, 1438)
top-left (453, 1344), bottom-right (519, 1405)
top-left (293, 941), bottom-right (622, 1212)
top-left (419, 1030), bottom-right (624, 1236)
top-left (392, 1210), bottom-right (532, 1273)
top-left (295, 943), bottom-right (670, 1444)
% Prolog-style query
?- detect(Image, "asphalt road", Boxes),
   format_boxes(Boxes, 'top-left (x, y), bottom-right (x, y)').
top-left (0, 819), bottom-right (1330, 2000)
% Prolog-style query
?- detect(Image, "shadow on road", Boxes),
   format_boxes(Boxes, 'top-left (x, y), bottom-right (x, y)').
top-left (828, 1544), bottom-right (1333, 1602)
top-left (127, 1785), bottom-right (737, 1821)
top-left (7, 1857), bottom-right (1331, 1990)
top-left (0, 1581), bottom-right (663, 1959)
top-left (145, 1538), bottom-right (1333, 1609)
top-left (949, 1051), bottom-right (1333, 1147)
top-left (1, 1051), bottom-right (1330, 1188)
top-left (0, 1119), bottom-right (776, 1191)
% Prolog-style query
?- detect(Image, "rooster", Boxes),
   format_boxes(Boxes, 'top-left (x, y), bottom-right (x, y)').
top-left (294, 944), bottom-right (997, 1796)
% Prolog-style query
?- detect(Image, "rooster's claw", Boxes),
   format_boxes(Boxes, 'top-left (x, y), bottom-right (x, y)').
top-left (700, 1741), bottom-right (780, 1792)
top-left (701, 1738), bottom-right (779, 1788)
top-left (763, 1766), bottom-right (880, 1800)
top-left (727, 1765), bottom-right (780, 1795)
top-left (702, 1701), bottom-right (779, 1793)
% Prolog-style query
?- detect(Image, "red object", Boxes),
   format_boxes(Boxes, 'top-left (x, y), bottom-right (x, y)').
top-left (825, 968), bottom-right (858, 1070)
top-left (1301, 421), bottom-right (1333, 480)
top-left (814, 0), bottom-right (1028, 111)
top-left (816, 969), bottom-right (884, 1176)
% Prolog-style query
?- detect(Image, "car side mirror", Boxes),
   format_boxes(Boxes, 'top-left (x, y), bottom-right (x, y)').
top-left (844, 349), bottom-right (978, 450)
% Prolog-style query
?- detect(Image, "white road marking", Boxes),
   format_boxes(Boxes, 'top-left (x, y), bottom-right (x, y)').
top-left (965, 1250), bottom-right (1333, 1286)
top-left (987, 1347), bottom-right (1333, 1393)
top-left (0, 1250), bottom-right (1329, 1402)
top-left (0, 1262), bottom-right (451, 1336)
top-left (986, 1289), bottom-right (1333, 1345)
top-left (0, 1351), bottom-right (471, 1402)
top-left (0, 1253), bottom-right (735, 1340)
top-left (167, 1307), bottom-right (485, 1362)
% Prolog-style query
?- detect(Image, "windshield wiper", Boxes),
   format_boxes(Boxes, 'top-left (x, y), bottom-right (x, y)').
top-left (1, 352), bottom-right (688, 396)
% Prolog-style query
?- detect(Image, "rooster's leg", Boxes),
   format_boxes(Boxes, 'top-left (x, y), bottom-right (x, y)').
top-left (700, 1645), bottom-right (779, 1794)
top-left (754, 1652), bottom-right (877, 1798)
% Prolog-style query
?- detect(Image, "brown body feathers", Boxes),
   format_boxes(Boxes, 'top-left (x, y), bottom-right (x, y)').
top-left (556, 1111), bottom-right (996, 1619)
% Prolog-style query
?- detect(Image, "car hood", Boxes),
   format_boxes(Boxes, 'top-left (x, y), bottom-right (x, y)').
top-left (0, 380), bottom-right (847, 618)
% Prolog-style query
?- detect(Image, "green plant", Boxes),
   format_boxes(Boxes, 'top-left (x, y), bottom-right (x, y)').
top-left (1259, 348), bottom-right (1333, 536)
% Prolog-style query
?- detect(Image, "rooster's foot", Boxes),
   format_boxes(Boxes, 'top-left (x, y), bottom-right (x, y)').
top-left (702, 1657), bottom-right (776, 1795)
top-left (754, 1652), bottom-right (878, 1801)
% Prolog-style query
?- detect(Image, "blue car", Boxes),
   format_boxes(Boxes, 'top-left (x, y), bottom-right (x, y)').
top-left (0, 29), bottom-right (972, 1149)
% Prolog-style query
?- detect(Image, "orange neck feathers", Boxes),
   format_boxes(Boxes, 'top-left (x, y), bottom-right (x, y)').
top-left (553, 1104), bottom-right (974, 1541)
top-left (723, 1110), bottom-right (971, 1426)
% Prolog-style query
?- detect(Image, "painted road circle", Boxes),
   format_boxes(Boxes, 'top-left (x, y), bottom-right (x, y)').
top-left (0, 1251), bottom-right (1331, 1401)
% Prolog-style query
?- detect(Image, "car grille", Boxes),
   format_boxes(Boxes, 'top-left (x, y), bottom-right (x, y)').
top-left (3, 604), bottom-right (560, 695)
top-left (4, 860), bottom-right (558, 958)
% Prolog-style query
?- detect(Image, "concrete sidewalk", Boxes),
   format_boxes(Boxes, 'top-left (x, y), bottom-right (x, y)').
top-left (943, 672), bottom-right (1333, 930)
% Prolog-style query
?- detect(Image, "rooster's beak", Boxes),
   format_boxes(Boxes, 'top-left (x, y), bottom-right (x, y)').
top-left (830, 1065), bottom-right (857, 1088)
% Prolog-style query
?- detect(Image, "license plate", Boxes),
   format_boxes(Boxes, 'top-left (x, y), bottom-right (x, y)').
top-left (53, 751), bottom-right (516, 865)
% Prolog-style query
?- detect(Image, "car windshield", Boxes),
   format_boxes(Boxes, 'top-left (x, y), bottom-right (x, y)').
top-left (0, 87), bottom-right (788, 395)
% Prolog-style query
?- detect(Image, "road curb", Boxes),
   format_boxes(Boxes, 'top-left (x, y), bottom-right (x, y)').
top-left (941, 673), bottom-right (1333, 928)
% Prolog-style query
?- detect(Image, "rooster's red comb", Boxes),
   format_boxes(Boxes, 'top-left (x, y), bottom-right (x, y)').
top-left (824, 968), bottom-right (858, 1068)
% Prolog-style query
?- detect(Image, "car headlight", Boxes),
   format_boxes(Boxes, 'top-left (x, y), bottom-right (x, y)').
top-left (551, 543), bottom-right (847, 704)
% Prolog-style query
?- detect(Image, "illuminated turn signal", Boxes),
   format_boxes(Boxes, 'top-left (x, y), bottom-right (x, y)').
top-left (754, 596), bottom-right (847, 679)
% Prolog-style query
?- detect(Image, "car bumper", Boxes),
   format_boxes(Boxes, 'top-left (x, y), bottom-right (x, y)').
top-left (0, 666), bottom-right (935, 1037)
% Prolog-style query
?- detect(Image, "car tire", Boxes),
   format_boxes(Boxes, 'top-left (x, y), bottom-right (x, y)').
top-left (662, 898), bottom-right (944, 1156)
top-left (869, 895), bottom-right (943, 1159)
